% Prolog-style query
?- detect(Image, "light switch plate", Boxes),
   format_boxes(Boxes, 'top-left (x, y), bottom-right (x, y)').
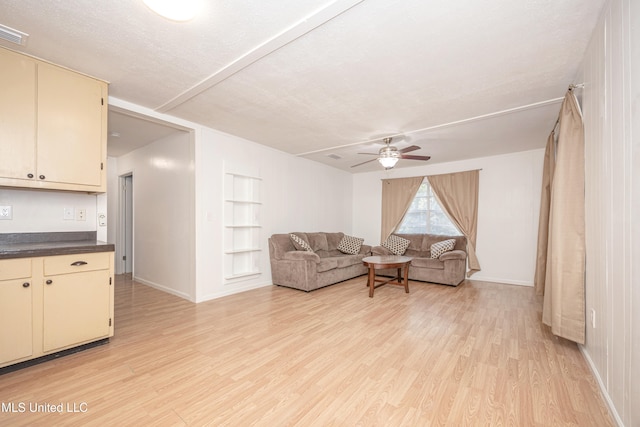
top-left (0, 206), bottom-right (12, 220)
top-left (64, 207), bottom-right (74, 220)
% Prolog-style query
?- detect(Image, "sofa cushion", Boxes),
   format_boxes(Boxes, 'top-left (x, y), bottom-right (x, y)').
top-left (404, 248), bottom-right (429, 258)
top-left (324, 232), bottom-right (345, 251)
top-left (306, 233), bottom-right (329, 252)
top-left (334, 254), bottom-right (363, 268)
top-left (422, 234), bottom-right (466, 251)
top-left (431, 239), bottom-right (456, 258)
top-left (317, 257), bottom-right (339, 273)
top-left (411, 257), bottom-right (445, 269)
top-left (382, 234), bottom-right (411, 255)
top-left (337, 235), bottom-right (364, 255)
top-left (290, 233), bottom-right (313, 252)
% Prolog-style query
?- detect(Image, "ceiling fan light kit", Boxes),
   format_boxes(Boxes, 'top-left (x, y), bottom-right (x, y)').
top-left (378, 146), bottom-right (400, 169)
top-left (352, 137), bottom-right (431, 170)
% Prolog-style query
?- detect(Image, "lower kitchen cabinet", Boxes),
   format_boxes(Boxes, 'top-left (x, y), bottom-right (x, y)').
top-left (0, 252), bottom-right (114, 369)
top-left (0, 259), bottom-right (33, 366)
top-left (43, 269), bottom-right (111, 352)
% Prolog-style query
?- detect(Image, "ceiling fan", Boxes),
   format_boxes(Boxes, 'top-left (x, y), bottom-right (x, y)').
top-left (351, 137), bottom-right (431, 169)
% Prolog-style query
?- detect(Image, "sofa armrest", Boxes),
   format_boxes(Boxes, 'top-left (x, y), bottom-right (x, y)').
top-left (371, 245), bottom-right (392, 256)
top-left (439, 249), bottom-right (467, 261)
top-left (282, 251), bottom-right (320, 262)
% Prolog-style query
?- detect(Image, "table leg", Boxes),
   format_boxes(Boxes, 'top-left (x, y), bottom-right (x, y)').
top-left (368, 266), bottom-right (375, 297)
top-left (403, 263), bottom-right (410, 293)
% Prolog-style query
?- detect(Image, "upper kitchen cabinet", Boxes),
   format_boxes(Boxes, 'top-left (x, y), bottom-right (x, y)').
top-left (0, 47), bottom-right (108, 193)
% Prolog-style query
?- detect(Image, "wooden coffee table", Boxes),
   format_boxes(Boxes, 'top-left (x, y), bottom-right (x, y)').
top-left (362, 255), bottom-right (412, 297)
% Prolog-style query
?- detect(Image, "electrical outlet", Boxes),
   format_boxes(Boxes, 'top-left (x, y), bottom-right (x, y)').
top-left (76, 208), bottom-right (86, 221)
top-left (0, 206), bottom-right (12, 220)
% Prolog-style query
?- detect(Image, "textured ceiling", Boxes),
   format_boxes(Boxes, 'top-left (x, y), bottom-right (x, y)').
top-left (0, 0), bottom-right (605, 172)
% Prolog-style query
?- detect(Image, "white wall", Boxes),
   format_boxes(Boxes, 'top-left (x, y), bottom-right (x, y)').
top-left (108, 97), bottom-right (354, 303)
top-left (0, 188), bottom-right (98, 234)
top-left (352, 149), bottom-right (544, 286)
top-left (580, 0), bottom-right (639, 425)
top-left (194, 127), bottom-right (354, 302)
top-left (114, 131), bottom-right (195, 301)
top-left (104, 156), bottom-right (118, 246)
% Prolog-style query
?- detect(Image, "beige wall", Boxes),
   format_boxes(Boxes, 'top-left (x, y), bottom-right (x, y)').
top-left (580, 0), bottom-right (639, 425)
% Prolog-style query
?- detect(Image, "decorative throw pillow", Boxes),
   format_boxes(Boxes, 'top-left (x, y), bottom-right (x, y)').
top-left (337, 235), bottom-right (364, 255)
top-left (382, 235), bottom-right (410, 256)
top-left (290, 233), bottom-right (313, 252)
top-left (430, 239), bottom-right (456, 259)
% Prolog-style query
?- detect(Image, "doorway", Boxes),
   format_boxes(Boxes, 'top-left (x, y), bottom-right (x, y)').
top-left (119, 173), bottom-right (133, 275)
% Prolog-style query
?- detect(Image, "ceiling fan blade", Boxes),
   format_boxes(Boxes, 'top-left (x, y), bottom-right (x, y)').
top-left (356, 152), bottom-right (379, 156)
top-left (400, 154), bottom-right (431, 161)
top-left (399, 145), bottom-right (421, 153)
top-left (351, 158), bottom-right (379, 168)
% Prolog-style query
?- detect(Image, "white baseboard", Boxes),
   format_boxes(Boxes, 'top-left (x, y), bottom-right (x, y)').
top-left (133, 276), bottom-right (195, 302)
top-left (196, 280), bottom-right (272, 303)
top-left (468, 275), bottom-right (533, 287)
top-left (578, 345), bottom-right (624, 427)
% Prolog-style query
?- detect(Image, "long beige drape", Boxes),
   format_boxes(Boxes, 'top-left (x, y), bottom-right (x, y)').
top-left (534, 90), bottom-right (585, 344)
top-left (427, 170), bottom-right (481, 276)
top-left (380, 177), bottom-right (423, 242)
top-left (534, 131), bottom-right (557, 295)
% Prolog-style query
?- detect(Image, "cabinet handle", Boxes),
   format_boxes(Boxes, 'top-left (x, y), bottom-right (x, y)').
top-left (27, 173), bottom-right (34, 178)
top-left (71, 261), bottom-right (88, 266)
top-left (22, 282), bottom-right (30, 288)
top-left (46, 279), bottom-right (53, 285)
top-left (39, 175), bottom-right (45, 180)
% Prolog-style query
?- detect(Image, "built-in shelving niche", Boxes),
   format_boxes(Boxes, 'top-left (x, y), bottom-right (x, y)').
top-left (223, 172), bottom-right (262, 281)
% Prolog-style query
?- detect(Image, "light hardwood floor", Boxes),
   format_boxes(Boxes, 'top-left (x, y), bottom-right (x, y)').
top-left (0, 275), bottom-right (614, 426)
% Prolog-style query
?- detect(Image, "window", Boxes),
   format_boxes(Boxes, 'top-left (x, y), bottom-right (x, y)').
top-left (397, 179), bottom-right (461, 235)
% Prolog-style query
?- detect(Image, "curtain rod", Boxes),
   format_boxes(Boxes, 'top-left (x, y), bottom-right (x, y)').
top-left (551, 84), bottom-right (583, 131)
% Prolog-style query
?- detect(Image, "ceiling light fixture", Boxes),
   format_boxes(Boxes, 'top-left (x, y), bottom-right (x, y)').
top-left (142, 0), bottom-right (202, 22)
top-left (377, 145), bottom-right (400, 169)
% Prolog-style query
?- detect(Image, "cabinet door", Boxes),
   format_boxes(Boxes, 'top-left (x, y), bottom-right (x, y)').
top-left (43, 270), bottom-right (110, 352)
top-left (37, 62), bottom-right (105, 187)
top-left (0, 279), bottom-right (33, 365)
top-left (0, 48), bottom-right (36, 181)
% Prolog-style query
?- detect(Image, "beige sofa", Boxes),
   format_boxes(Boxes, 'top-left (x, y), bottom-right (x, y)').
top-left (268, 232), bottom-right (371, 292)
top-left (372, 233), bottom-right (467, 286)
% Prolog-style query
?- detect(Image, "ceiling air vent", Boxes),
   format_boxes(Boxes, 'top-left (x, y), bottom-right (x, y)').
top-left (0, 24), bottom-right (29, 46)
top-left (326, 153), bottom-right (342, 160)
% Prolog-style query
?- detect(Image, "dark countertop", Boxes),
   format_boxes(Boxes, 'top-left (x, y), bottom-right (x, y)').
top-left (0, 231), bottom-right (114, 260)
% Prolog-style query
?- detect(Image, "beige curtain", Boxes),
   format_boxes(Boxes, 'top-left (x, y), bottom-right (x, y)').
top-left (380, 177), bottom-right (423, 242)
top-left (534, 131), bottom-right (557, 295)
top-left (536, 90), bottom-right (586, 344)
top-left (427, 170), bottom-right (481, 276)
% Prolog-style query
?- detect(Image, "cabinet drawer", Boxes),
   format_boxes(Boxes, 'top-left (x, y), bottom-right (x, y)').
top-left (0, 258), bottom-right (32, 280)
top-left (44, 252), bottom-right (110, 276)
